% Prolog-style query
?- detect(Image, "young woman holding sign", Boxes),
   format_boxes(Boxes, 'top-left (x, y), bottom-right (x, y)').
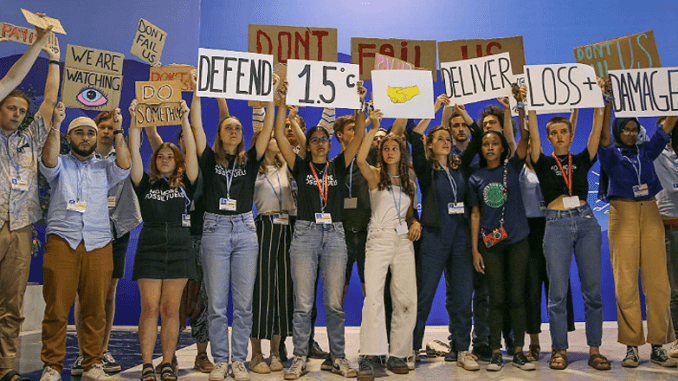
top-left (191, 73), bottom-right (278, 381)
top-left (276, 83), bottom-right (366, 380)
top-left (524, 83), bottom-right (610, 371)
top-left (128, 100), bottom-right (198, 381)
top-left (598, 112), bottom-right (678, 368)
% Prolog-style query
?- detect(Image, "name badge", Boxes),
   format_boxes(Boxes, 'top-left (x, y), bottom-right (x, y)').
top-left (448, 202), bottom-right (465, 214)
top-left (290, 180), bottom-right (298, 192)
top-left (672, 182), bottom-right (678, 191)
top-left (344, 197), bottom-right (358, 209)
top-left (315, 213), bottom-right (332, 224)
top-left (107, 196), bottom-right (116, 208)
top-left (67, 199), bottom-right (87, 213)
top-left (219, 198), bottom-right (237, 211)
top-left (539, 201), bottom-right (547, 211)
top-left (562, 196), bottom-right (580, 209)
top-left (273, 213), bottom-right (290, 225)
top-left (396, 221), bottom-right (409, 235)
top-left (182, 214), bottom-right (191, 227)
top-left (633, 184), bottom-right (649, 198)
top-left (10, 178), bottom-right (28, 191)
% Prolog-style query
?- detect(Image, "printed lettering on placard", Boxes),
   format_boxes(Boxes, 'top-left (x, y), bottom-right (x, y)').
top-left (440, 52), bottom-right (513, 104)
top-left (197, 48), bottom-right (274, 102)
top-left (524, 63), bottom-right (603, 112)
top-left (609, 67), bottom-right (678, 117)
top-left (286, 59), bottom-right (360, 110)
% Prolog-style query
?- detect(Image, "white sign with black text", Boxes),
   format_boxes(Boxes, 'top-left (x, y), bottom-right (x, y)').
top-left (286, 59), bottom-right (360, 109)
top-left (440, 52), bottom-right (513, 104)
top-left (524, 63), bottom-right (603, 112)
top-left (608, 67), bottom-right (678, 117)
top-left (196, 48), bottom-right (274, 102)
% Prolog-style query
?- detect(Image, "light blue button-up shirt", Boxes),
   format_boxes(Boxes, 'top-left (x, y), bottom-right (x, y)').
top-left (39, 152), bottom-right (130, 251)
top-left (654, 147), bottom-right (678, 218)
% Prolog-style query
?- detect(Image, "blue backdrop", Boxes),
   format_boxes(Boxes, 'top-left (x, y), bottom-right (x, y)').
top-left (1, 0), bottom-right (677, 327)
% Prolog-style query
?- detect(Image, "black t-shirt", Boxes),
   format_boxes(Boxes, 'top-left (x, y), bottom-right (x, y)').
top-left (342, 157), bottom-right (371, 230)
top-left (199, 145), bottom-right (262, 215)
top-left (134, 172), bottom-right (196, 226)
top-left (292, 152), bottom-right (347, 222)
top-left (532, 149), bottom-right (596, 205)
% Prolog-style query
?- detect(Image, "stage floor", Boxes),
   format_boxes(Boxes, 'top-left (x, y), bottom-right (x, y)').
top-left (13, 323), bottom-right (678, 380)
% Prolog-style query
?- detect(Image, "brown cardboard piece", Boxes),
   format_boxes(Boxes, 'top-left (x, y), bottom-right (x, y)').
top-left (573, 31), bottom-right (661, 78)
top-left (0, 22), bottom-right (37, 44)
top-left (131, 18), bottom-right (166, 65)
top-left (374, 53), bottom-right (415, 71)
top-left (149, 65), bottom-right (195, 91)
top-left (351, 37), bottom-right (437, 81)
top-left (61, 44), bottom-right (124, 111)
top-left (20, 9), bottom-right (66, 35)
top-left (136, 80), bottom-right (182, 104)
top-left (134, 102), bottom-right (183, 127)
top-left (248, 24), bottom-right (337, 65)
top-left (438, 36), bottom-right (525, 75)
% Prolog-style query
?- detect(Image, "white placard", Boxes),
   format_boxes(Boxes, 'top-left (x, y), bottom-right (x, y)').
top-left (371, 70), bottom-right (434, 119)
top-left (440, 52), bottom-right (513, 104)
top-left (196, 48), bottom-right (274, 102)
top-left (509, 74), bottom-right (571, 115)
top-left (524, 63), bottom-right (603, 112)
top-left (286, 59), bottom-right (360, 109)
top-left (609, 67), bottom-right (678, 117)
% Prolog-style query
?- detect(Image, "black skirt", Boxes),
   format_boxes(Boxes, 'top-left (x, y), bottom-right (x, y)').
top-left (133, 224), bottom-right (198, 280)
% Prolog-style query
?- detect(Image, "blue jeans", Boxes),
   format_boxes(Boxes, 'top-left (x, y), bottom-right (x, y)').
top-left (290, 220), bottom-right (347, 358)
top-left (543, 204), bottom-right (603, 350)
top-left (201, 211), bottom-right (259, 362)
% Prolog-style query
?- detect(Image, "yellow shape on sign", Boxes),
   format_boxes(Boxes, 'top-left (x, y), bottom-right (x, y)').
top-left (387, 86), bottom-right (420, 103)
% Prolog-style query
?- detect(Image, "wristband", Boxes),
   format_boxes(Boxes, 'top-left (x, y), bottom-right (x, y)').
top-left (49, 60), bottom-right (60, 66)
top-left (113, 129), bottom-right (124, 135)
top-left (516, 101), bottom-right (526, 111)
top-left (603, 93), bottom-right (614, 104)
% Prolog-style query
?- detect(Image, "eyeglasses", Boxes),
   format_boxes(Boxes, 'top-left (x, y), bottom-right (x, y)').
top-left (621, 128), bottom-right (639, 135)
top-left (309, 137), bottom-right (330, 145)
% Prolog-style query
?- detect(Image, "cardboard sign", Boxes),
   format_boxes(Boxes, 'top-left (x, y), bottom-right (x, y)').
top-left (131, 18), bottom-right (166, 65)
top-left (248, 24), bottom-right (337, 65)
top-left (0, 22), bottom-right (38, 44)
top-left (438, 36), bottom-right (526, 75)
top-left (351, 37), bottom-right (437, 81)
top-left (374, 53), bottom-right (415, 71)
top-left (21, 9), bottom-right (66, 35)
top-left (134, 103), bottom-right (183, 127)
top-left (574, 31), bottom-right (661, 78)
top-left (440, 52), bottom-right (513, 104)
top-left (286, 59), bottom-right (360, 110)
top-left (61, 44), bottom-right (124, 111)
top-left (608, 67), bottom-right (678, 117)
top-left (150, 65), bottom-right (195, 91)
top-left (372, 70), bottom-right (434, 119)
top-left (196, 48), bottom-right (274, 102)
top-left (524, 63), bottom-right (603, 112)
top-left (136, 81), bottom-right (181, 104)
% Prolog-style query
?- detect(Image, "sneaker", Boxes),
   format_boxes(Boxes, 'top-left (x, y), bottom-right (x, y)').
top-left (231, 361), bottom-right (250, 381)
top-left (194, 352), bottom-right (215, 373)
top-left (512, 352), bottom-right (536, 371)
top-left (405, 352), bottom-right (416, 370)
top-left (209, 361), bottom-right (229, 381)
top-left (669, 340), bottom-right (678, 358)
top-left (249, 354), bottom-right (270, 374)
top-left (386, 356), bottom-right (409, 375)
top-left (651, 346), bottom-right (678, 367)
top-left (487, 352), bottom-right (504, 372)
top-left (457, 351), bottom-right (480, 371)
top-left (269, 353), bottom-right (284, 372)
top-left (308, 341), bottom-right (329, 359)
top-left (444, 350), bottom-right (457, 362)
top-left (426, 340), bottom-right (451, 357)
top-left (622, 346), bottom-right (639, 368)
top-left (284, 356), bottom-right (308, 380)
top-left (102, 351), bottom-right (121, 373)
top-left (82, 364), bottom-right (113, 381)
top-left (332, 357), bottom-right (357, 378)
top-left (320, 356), bottom-right (333, 371)
top-left (40, 366), bottom-right (61, 381)
top-left (471, 344), bottom-right (492, 362)
top-left (357, 357), bottom-right (374, 381)
top-left (71, 355), bottom-right (84, 376)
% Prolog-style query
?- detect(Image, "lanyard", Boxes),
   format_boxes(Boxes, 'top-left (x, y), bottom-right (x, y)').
top-left (619, 149), bottom-right (643, 186)
top-left (163, 176), bottom-right (191, 214)
top-left (74, 157), bottom-right (84, 201)
top-left (551, 152), bottom-right (573, 196)
top-left (309, 162), bottom-right (329, 212)
top-left (264, 170), bottom-right (283, 212)
top-left (345, 158), bottom-right (354, 198)
top-left (443, 166), bottom-right (458, 203)
top-left (224, 159), bottom-right (237, 199)
top-left (390, 184), bottom-right (402, 222)
top-left (1, 133), bottom-right (21, 175)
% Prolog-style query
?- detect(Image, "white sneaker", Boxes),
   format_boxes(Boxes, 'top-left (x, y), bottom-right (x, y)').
top-left (40, 366), bottom-right (61, 381)
top-left (209, 361), bottom-right (229, 381)
top-left (457, 351), bottom-right (480, 371)
top-left (231, 361), bottom-right (250, 381)
top-left (406, 351), bottom-right (416, 370)
top-left (669, 340), bottom-right (678, 358)
top-left (284, 355), bottom-right (308, 380)
top-left (82, 364), bottom-right (113, 381)
top-left (331, 357), bottom-right (357, 378)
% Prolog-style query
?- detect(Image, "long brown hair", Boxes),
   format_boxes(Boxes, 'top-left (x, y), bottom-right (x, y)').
top-left (377, 135), bottom-right (416, 198)
top-left (425, 125), bottom-right (460, 170)
top-left (213, 116), bottom-right (247, 168)
top-left (251, 129), bottom-right (284, 174)
top-left (150, 142), bottom-right (185, 188)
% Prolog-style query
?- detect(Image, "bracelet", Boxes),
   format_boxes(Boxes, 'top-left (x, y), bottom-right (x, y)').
top-left (50, 126), bottom-right (60, 133)
top-left (516, 101), bottom-right (526, 111)
top-left (603, 93), bottom-right (614, 104)
top-left (49, 60), bottom-right (60, 66)
top-left (113, 129), bottom-right (124, 135)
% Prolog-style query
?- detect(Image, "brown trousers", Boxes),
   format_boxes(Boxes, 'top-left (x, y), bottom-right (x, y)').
top-left (40, 235), bottom-right (112, 372)
top-left (0, 224), bottom-right (32, 369)
top-left (609, 200), bottom-right (675, 345)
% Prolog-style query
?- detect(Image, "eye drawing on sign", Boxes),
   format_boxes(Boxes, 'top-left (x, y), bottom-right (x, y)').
top-left (387, 85), bottom-right (419, 103)
top-left (76, 87), bottom-right (108, 107)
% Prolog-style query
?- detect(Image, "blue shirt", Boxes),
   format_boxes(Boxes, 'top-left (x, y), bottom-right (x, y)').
top-left (599, 128), bottom-right (669, 201)
top-left (40, 152), bottom-right (130, 251)
top-left (654, 147), bottom-right (678, 217)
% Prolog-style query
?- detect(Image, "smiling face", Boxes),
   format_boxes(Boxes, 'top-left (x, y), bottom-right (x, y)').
top-left (0, 96), bottom-right (29, 133)
top-left (155, 146), bottom-right (177, 177)
top-left (381, 139), bottom-right (401, 166)
top-left (619, 120), bottom-right (639, 146)
top-left (427, 129), bottom-right (452, 158)
top-left (219, 117), bottom-right (244, 150)
top-left (546, 122), bottom-right (573, 151)
top-left (481, 133), bottom-right (504, 164)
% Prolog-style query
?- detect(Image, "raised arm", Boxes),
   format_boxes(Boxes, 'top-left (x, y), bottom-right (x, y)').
top-left (343, 82), bottom-right (368, 165)
top-left (180, 100), bottom-right (198, 183)
top-left (498, 97), bottom-right (517, 155)
top-left (664, 116), bottom-right (678, 135)
top-left (36, 32), bottom-right (60, 123)
top-left (569, 108), bottom-right (579, 136)
top-left (0, 24), bottom-right (52, 100)
top-left (128, 101), bottom-right (144, 186)
top-left (275, 85), bottom-right (297, 169)
top-left (217, 98), bottom-right (229, 122)
top-left (356, 110), bottom-right (382, 189)
top-left (253, 75), bottom-right (279, 159)
top-left (41, 101), bottom-right (64, 168)
top-left (288, 106), bottom-right (306, 155)
top-left (413, 94), bottom-right (449, 135)
top-left (109, 109), bottom-right (130, 169)
top-left (144, 126), bottom-right (163, 152)
top-left (389, 118), bottom-right (408, 138)
top-left (190, 69), bottom-right (207, 157)
top-left (599, 79), bottom-right (613, 148)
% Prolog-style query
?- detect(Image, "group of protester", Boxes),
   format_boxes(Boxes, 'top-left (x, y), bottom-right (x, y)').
top-left (1, 18), bottom-right (678, 381)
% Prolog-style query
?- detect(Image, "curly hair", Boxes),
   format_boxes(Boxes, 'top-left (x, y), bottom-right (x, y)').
top-left (149, 142), bottom-right (185, 189)
top-left (479, 105), bottom-right (504, 129)
top-left (213, 115), bottom-right (247, 168)
top-left (377, 135), bottom-right (416, 198)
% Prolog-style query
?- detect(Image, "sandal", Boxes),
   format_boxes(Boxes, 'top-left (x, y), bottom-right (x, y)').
top-left (155, 356), bottom-right (178, 373)
top-left (141, 363), bottom-right (156, 381)
top-left (0, 371), bottom-right (30, 381)
top-left (160, 362), bottom-right (177, 381)
top-left (588, 354), bottom-right (611, 370)
top-left (526, 344), bottom-right (540, 361)
top-left (549, 350), bottom-right (568, 370)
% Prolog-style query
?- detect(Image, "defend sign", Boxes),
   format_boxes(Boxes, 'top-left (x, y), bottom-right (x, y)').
top-left (524, 63), bottom-right (603, 112)
top-left (286, 59), bottom-right (360, 110)
top-left (197, 48), bottom-right (274, 102)
top-left (609, 67), bottom-right (678, 117)
top-left (440, 52), bottom-right (513, 104)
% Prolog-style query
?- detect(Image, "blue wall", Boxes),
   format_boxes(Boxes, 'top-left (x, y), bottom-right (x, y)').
top-left (1, 0), bottom-right (677, 327)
